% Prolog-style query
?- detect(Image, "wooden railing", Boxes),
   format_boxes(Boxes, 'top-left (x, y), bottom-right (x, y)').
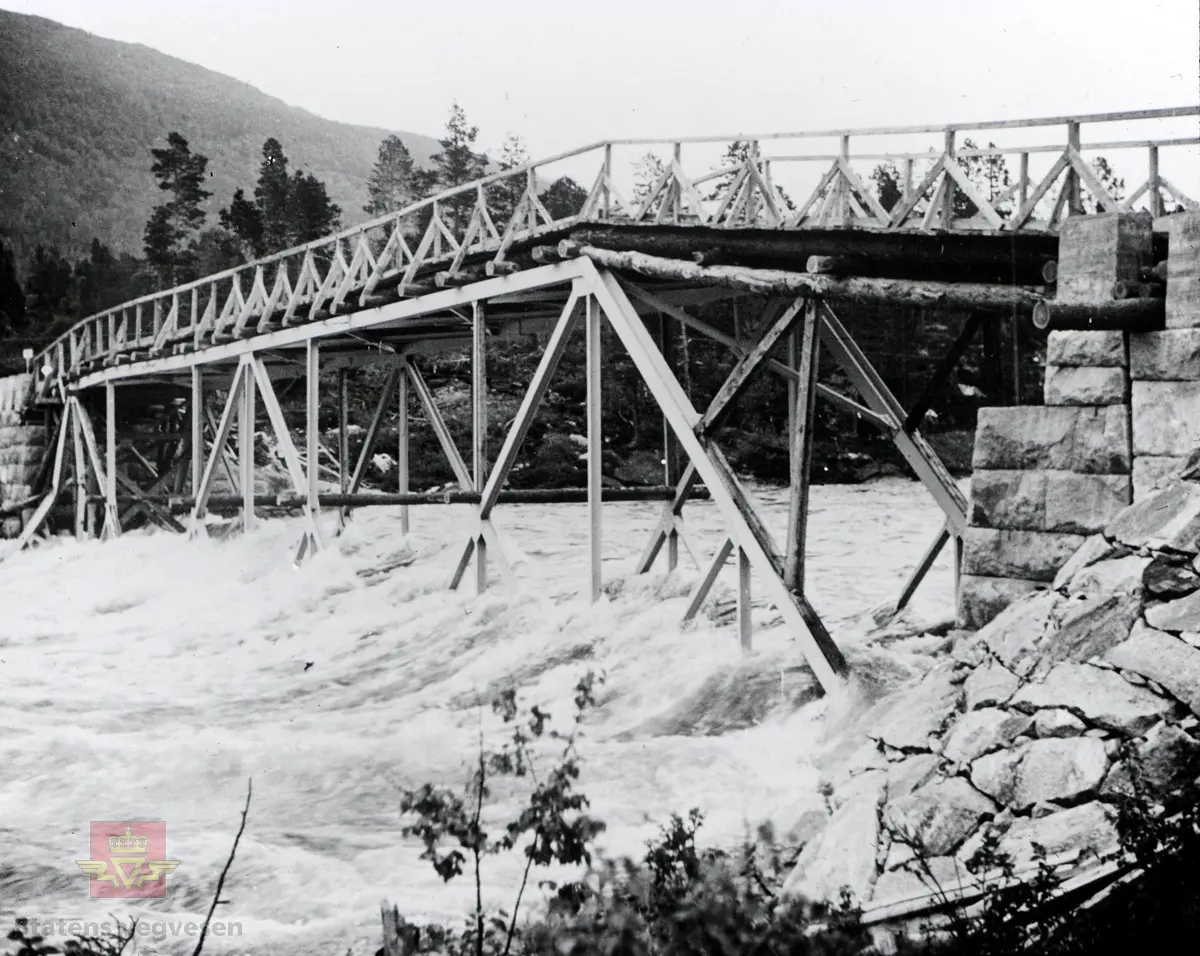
top-left (32, 105), bottom-right (1199, 400)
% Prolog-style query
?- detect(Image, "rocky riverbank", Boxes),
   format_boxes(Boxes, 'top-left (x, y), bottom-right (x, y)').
top-left (784, 469), bottom-right (1200, 918)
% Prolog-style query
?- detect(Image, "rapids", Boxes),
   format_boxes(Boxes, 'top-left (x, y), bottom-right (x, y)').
top-left (0, 477), bottom-right (957, 954)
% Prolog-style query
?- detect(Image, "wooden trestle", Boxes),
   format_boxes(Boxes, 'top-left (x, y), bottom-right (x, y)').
top-left (7, 251), bottom-right (996, 694)
top-left (18, 104), bottom-right (1194, 691)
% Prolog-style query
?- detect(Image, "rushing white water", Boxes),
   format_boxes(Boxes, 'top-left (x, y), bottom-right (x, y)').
top-left (0, 478), bottom-right (956, 954)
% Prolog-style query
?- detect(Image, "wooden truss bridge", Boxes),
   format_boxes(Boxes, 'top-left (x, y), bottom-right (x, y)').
top-left (7, 105), bottom-right (1198, 693)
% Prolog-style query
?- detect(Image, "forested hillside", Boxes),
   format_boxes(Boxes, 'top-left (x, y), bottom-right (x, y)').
top-left (0, 10), bottom-right (441, 265)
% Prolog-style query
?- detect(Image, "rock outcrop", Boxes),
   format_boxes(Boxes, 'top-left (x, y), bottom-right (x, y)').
top-left (784, 476), bottom-right (1200, 914)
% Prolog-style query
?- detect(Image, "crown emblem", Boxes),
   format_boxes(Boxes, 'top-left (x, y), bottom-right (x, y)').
top-left (108, 826), bottom-right (149, 854)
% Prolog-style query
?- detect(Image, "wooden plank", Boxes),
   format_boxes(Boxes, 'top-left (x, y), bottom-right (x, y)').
top-left (337, 367), bottom-right (349, 526)
top-left (307, 340), bottom-right (322, 544)
top-left (784, 301), bottom-right (820, 593)
top-left (903, 313), bottom-right (983, 433)
top-left (895, 523), bottom-right (950, 613)
top-left (737, 547), bottom-right (753, 651)
top-left (1012, 150), bottom-right (1070, 228)
top-left (190, 368), bottom-right (202, 497)
top-left (71, 398), bottom-right (87, 539)
top-left (472, 301), bottom-right (487, 490)
top-left (697, 298), bottom-right (805, 434)
top-left (586, 294), bottom-right (603, 602)
top-left (240, 357), bottom-right (257, 532)
top-left (348, 367), bottom-right (401, 498)
top-left (397, 355), bottom-right (410, 534)
top-left (407, 362), bottom-right (474, 490)
top-left (477, 289), bottom-right (584, 518)
top-left (683, 538), bottom-right (733, 622)
top-left (106, 382), bottom-right (119, 538)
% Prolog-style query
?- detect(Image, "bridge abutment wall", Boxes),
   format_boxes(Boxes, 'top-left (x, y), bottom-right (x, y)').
top-left (961, 210), bottom-right (1200, 627)
top-left (0, 374), bottom-right (46, 537)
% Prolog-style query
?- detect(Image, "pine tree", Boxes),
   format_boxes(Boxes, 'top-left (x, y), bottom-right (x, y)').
top-left (423, 102), bottom-right (488, 235)
top-left (364, 135), bottom-right (417, 218)
top-left (143, 132), bottom-right (211, 285)
top-left (219, 187), bottom-right (266, 260)
top-left (255, 138), bottom-right (292, 253)
top-left (0, 239), bottom-right (25, 333)
top-left (25, 245), bottom-right (74, 323)
top-left (290, 171), bottom-right (342, 244)
top-left (541, 177), bottom-right (589, 221)
top-left (490, 133), bottom-right (529, 231)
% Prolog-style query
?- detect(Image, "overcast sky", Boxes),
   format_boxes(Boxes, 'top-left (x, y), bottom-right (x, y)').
top-left (4, 0), bottom-right (1199, 188)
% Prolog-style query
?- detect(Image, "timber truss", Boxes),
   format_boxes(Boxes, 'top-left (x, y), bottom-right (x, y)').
top-left (5, 256), bottom-right (981, 695)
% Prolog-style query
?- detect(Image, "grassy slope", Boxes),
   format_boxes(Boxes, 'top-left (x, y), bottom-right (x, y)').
top-left (0, 10), bottom-right (442, 267)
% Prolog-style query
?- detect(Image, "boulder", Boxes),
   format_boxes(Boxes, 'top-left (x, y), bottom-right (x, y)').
top-left (1047, 330), bottom-right (1127, 368)
top-left (1009, 663), bottom-right (1171, 736)
top-left (973, 406), bottom-right (1130, 474)
top-left (1145, 589), bottom-right (1200, 632)
top-left (1132, 382), bottom-right (1200, 457)
top-left (1065, 554), bottom-right (1150, 599)
top-left (886, 754), bottom-right (940, 800)
top-left (958, 575), bottom-right (1044, 630)
top-left (1052, 534), bottom-right (1125, 591)
top-left (1129, 328), bottom-right (1200, 381)
top-left (1043, 365), bottom-right (1127, 406)
top-left (782, 791), bottom-right (882, 904)
top-left (871, 663), bottom-right (962, 752)
top-left (963, 661), bottom-right (1021, 711)
top-left (1106, 480), bottom-right (1200, 553)
top-left (1144, 555), bottom-right (1200, 599)
top-left (884, 777), bottom-right (997, 856)
top-left (1033, 709), bottom-right (1087, 738)
top-left (870, 856), bottom-right (967, 907)
top-left (997, 803), bottom-right (1119, 868)
top-left (942, 708), bottom-right (1034, 764)
top-left (963, 528), bottom-right (1088, 583)
top-left (1041, 585), bottom-right (1144, 677)
top-left (971, 737), bottom-right (1109, 809)
top-left (977, 591), bottom-right (1063, 676)
top-left (1133, 722), bottom-right (1200, 797)
top-left (1105, 622), bottom-right (1200, 715)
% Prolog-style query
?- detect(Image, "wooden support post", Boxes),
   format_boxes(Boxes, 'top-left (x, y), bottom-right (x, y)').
top-left (472, 301), bottom-right (487, 489)
top-left (586, 294), bottom-right (603, 602)
top-left (592, 269), bottom-right (849, 689)
top-left (895, 523), bottom-right (950, 614)
top-left (942, 130), bottom-right (956, 228)
top-left (1019, 152), bottom-right (1030, 210)
top-left (398, 355), bottom-right (410, 534)
top-left (1149, 145), bottom-right (1164, 217)
top-left (603, 144), bottom-right (612, 220)
top-left (190, 368), bottom-right (202, 496)
top-left (306, 340), bottom-right (321, 552)
top-left (784, 300), bottom-right (820, 593)
top-left (838, 135), bottom-right (851, 224)
top-left (1066, 122), bottom-right (1082, 217)
top-left (240, 358), bottom-right (256, 533)
top-left (71, 399), bottom-right (87, 540)
top-left (192, 362), bottom-right (247, 530)
top-left (903, 158), bottom-right (914, 209)
top-left (106, 383), bottom-right (118, 538)
top-left (658, 312), bottom-right (680, 570)
top-left (337, 367), bottom-right (349, 528)
top-left (683, 538), bottom-right (733, 622)
top-left (905, 314), bottom-right (982, 433)
top-left (737, 547), bottom-right (752, 651)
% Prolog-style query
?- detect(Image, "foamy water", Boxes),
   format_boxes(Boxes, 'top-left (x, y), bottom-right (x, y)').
top-left (0, 478), bottom-right (956, 953)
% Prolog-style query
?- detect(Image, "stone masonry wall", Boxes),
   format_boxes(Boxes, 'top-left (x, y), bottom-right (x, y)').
top-left (959, 333), bottom-right (1133, 628)
top-left (1130, 213), bottom-right (1200, 499)
top-left (0, 373), bottom-right (47, 537)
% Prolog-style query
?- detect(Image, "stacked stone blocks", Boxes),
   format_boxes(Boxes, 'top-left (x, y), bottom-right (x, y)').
top-left (961, 331), bottom-right (1133, 627)
top-left (0, 373), bottom-right (48, 536)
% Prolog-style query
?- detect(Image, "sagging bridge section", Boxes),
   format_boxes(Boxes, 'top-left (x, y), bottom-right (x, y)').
top-left (6, 105), bottom-right (1199, 693)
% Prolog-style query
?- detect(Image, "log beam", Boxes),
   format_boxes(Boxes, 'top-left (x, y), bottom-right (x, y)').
top-left (1032, 298), bottom-right (1165, 331)
top-left (561, 243), bottom-right (1044, 313)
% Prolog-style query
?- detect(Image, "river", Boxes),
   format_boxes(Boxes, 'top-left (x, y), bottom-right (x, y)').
top-left (0, 477), bottom-right (957, 954)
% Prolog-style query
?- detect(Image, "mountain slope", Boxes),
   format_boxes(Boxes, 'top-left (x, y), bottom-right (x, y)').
top-left (0, 10), bottom-right (443, 268)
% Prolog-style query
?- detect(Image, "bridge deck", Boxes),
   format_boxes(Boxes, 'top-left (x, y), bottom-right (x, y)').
top-left (7, 104), bottom-right (1199, 693)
